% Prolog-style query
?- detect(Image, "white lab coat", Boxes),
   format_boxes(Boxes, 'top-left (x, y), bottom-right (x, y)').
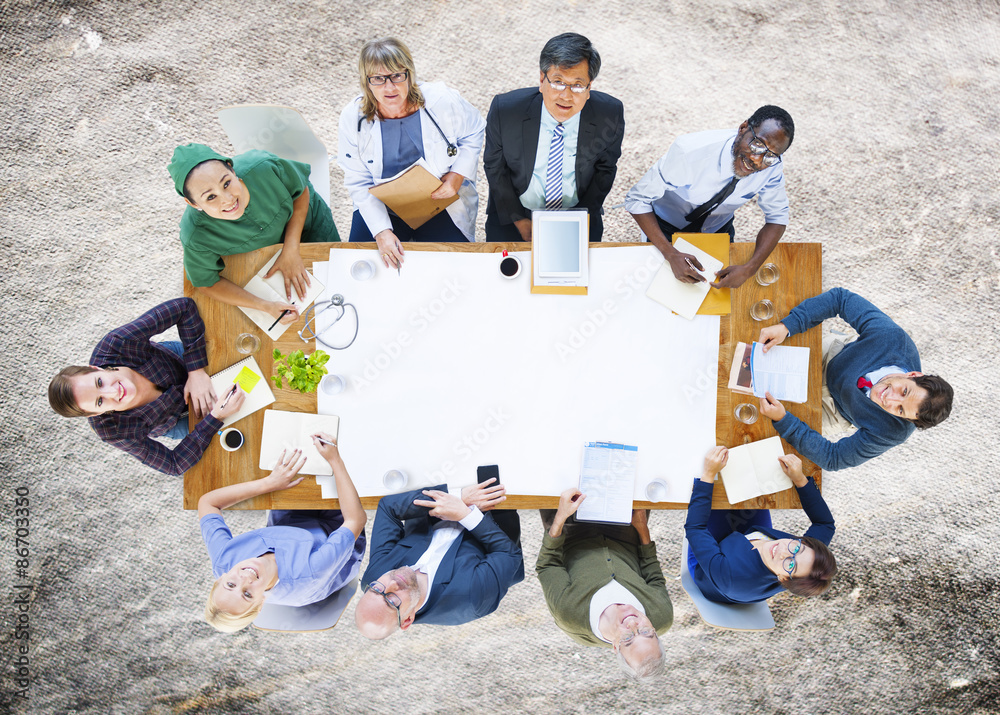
top-left (337, 81), bottom-right (486, 240)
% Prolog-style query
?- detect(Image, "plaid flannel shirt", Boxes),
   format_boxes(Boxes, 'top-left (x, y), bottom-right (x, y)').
top-left (88, 298), bottom-right (221, 475)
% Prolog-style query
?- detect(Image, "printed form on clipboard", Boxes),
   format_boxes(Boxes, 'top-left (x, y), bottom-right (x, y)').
top-left (576, 442), bottom-right (638, 525)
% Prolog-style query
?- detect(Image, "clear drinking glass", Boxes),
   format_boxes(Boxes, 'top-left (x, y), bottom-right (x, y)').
top-left (645, 479), bottom-right (669, 502)
top-left (755, 263), bottom-right (780, 286)
top-left (351, 259), bottom-right (375, 280)
top-left (750, 299), bottom-right (775, 322)
top-left (320, 374), bottom-right (345, 396)
top-left (734, 403), bottom-right (759, 424)
top-left (236, 333), bottom-right (260, 354)
top-left (383, 469), bottom-right (407, 491)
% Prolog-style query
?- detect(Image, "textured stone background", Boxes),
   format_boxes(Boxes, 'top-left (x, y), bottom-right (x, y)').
top-left (1, 1), bottom-right (999, 713)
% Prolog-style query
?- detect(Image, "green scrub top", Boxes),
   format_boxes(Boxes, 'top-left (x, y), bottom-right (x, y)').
top-left (179, 150), bottom-right (340, 287)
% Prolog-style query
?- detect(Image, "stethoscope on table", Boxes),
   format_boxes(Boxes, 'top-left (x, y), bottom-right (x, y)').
top-left (298, 294), bottom-right (359, 350)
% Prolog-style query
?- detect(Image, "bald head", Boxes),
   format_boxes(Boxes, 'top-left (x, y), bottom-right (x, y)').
top-left (355, 592), bottom-right (400, 640)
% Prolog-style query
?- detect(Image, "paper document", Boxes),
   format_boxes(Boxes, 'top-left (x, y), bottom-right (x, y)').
top-left (208, 355), bottom-right (275, 428)
top-left (750, 343), bottom-right (810, 403)
top-left (240, 251), bottom-right (326, 340)
top-left (719, 436), bottom-right (793, 504)
top-left (645, 237), bottom-right (724, 320)
top-left (259, 410), bottom-right (341, 475)
top-left (576, 442), bottom-right (638, 524)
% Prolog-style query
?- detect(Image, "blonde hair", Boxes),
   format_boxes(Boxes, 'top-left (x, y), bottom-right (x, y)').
top-left (358, 37), bottom-right (425, 122)
top-left (204, 579), bottom-right (264, 633)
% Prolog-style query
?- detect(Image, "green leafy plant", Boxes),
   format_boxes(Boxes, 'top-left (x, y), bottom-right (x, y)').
top-left (271, 348), bottom-right (330, 393)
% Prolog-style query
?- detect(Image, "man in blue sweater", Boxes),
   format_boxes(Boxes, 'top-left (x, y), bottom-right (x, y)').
top-left (757, 288), bottom-right (953, 470)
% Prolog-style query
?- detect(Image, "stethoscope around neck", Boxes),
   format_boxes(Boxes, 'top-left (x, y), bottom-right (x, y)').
top-left (358, 108), bottom-right (457, 157)
top-left (298, 294), bottom-right (359, 350)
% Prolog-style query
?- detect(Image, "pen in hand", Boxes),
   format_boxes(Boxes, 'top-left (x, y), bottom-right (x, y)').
top-left (684, 257), bottom-right (705, 282)
top-left (220, 384), bottom-right (238, 409)
top-left (268, 310), bottom-right (290, 331)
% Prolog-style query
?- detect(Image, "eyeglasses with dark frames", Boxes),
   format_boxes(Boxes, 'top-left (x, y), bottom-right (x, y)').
top-left (368, 71), bottom-right (409, 86)
top-left (364, 580), bottom-right (402, 627)
top-left (782, 539), bottom-right (804, 575)
top-left (747, 121), bottom-right (782, 166)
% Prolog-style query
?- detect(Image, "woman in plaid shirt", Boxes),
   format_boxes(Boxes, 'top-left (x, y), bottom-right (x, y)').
top-left (47, 298), bottom-right (245, 475)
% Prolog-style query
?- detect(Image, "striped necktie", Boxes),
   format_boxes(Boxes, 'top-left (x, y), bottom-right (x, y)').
top-left (544, 123), bottom-right (565, 209)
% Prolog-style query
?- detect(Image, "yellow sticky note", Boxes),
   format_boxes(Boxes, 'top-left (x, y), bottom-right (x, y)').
top-left (234, 366), bottom-right (261, 393)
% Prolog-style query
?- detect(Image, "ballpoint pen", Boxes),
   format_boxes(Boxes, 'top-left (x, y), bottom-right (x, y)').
top-left (268, 310), bottom-right (290, 331)
top-left (219, 383), bottom-right (238, 409)
top-left (313, 436), bottom-right (337, 447)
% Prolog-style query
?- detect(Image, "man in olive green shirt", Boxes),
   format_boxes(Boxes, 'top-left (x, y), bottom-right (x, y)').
top-left (537, 489), bottom-right (672, 683)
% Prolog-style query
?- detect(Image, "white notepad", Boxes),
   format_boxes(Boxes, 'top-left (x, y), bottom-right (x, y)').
top-left (719, 436), bottom-right (793, 504)
top-left (208, 355), bottom-right (275, 428)
top-left (751, 343), bottom-right (810, 403)
top-left (645, 237), bottom-right (724, 320)
top-left (239, 251), bottom-right (326, 340)
top-left (258, 409), bottom-right (341, 475)
top-left (576, 442), bottom-right (638, 524)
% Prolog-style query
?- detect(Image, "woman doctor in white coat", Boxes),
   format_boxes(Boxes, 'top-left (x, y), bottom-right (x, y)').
top-left (338, 37), bottom-right (486, 269)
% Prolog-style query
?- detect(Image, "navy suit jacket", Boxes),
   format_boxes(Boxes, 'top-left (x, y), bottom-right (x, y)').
top-left (684, 478), bottom-right (835, 604)
top-left (483, 87), bottom-right (625, 242)
top-left (361, 485), bottom-right (524, 626)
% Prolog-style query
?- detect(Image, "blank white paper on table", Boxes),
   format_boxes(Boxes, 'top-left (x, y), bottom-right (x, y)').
top-left (311, 246), bottom-right (719, 504)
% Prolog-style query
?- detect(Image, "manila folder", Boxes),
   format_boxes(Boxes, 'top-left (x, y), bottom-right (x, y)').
top-left (368, 161), bottom-right (458, 230)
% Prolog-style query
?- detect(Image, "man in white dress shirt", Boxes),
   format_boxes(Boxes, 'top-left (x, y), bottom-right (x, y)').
top-left (625, 105), bottom-right (794, 289)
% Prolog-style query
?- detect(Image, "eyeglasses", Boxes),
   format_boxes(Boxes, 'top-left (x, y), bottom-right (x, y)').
top-left (782, 539), bottom-right (804, 575)
top-left (368, 71), bottom-right (409, 86)
top-left (618, 627), bottom-right (657, 646)
top-left (544, 73), bottom-right (590, 94)
top-left (364, 580), bottom-right (402, 627)
top-left (746, 121), bottom-right (782, 166)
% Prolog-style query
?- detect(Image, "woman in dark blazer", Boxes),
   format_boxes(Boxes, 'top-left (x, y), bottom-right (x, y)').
top-left (684, 447), bottom-right (837, 604)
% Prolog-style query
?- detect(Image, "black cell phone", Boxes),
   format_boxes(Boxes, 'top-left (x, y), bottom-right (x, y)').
top-left (477, 465), bottom-right (500, 486)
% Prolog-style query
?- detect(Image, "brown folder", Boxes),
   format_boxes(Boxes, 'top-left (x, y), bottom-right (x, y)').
top-left (368, 164), bottom-right (458, 230)
top-left (671, 233), bottom-right (731, 315)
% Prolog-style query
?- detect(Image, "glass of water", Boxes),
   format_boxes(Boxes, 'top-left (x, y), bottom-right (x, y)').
top-left (734, 403), bottom-right (759, 424)
top-left (383, 469), bottom-right (407, 491)
top-left (351, 259), bottom-right (375, 280)
top-left (236, 333), bottom-right (260, 354)
top-left (755, 263), bottom-right (780, 286)
top-left (645, 479), bottom-right (669, 503)
top-left (750, 299), bottom-right (775, 322)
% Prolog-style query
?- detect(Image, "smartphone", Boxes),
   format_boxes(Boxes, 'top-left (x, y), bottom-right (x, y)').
top-left (477, 464), bottom-right (500, 486)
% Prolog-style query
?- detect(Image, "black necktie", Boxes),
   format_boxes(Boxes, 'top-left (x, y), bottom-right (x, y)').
top-left (683, 176), bottom-right (739, 233)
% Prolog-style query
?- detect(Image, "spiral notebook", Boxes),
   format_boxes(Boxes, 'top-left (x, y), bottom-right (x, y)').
top-left (208, 355), bottom-right (276, 428)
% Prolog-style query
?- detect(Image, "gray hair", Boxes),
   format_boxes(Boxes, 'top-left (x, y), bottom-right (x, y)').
top-left (539, 33), bottom-right (601, 81)
top-left (615, 637), bottom-right (666, 685)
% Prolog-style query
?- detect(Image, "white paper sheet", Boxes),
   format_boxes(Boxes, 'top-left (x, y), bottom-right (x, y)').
top-left (751, 343), bottom-right (810, 403)
top-left (313, 245), bottom-right (719, 503)
top-left (644, 238), bottom-right (724, 320)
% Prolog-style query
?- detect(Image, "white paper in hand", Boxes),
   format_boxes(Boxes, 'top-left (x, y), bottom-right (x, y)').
top-left (645, 238), bottom-right (724, 320)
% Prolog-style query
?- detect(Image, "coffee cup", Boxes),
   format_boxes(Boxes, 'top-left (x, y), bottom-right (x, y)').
top-left (499, 255), bottom-right (521, 279)
top-left (220, 428), bottom-right (244, 452)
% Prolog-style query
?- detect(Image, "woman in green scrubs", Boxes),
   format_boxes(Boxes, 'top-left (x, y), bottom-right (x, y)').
top-left (168, 143), bottom-right (340, 324)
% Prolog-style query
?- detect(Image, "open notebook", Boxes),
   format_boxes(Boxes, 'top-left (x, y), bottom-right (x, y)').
top-left (209, 355), bottom-right (275, 428)
top-left (258, 409), bottom-right (341, 475)
top-left (239, 251), bottom-right (326, 340)
top-left (719, 436), bottom-right (793, 504)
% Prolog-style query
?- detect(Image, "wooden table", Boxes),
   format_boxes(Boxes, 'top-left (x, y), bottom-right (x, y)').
top-left (184, 241), bottom-right (821, 511)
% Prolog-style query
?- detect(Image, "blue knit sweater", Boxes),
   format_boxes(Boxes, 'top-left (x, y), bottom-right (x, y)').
top-left (773, 288), bottom-right (920, 470)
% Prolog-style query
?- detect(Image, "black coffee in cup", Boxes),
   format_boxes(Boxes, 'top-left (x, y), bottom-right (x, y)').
top-left (500, 256), bottom-right (520, 277)
top-left (224, 430), bottom-right (243, 449)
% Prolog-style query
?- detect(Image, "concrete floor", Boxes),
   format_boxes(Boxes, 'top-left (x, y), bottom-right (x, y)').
top-left (1, 1), bottom-right (998, 713)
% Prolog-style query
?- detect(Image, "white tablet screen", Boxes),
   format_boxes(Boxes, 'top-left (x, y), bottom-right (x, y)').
top-left (537, 221), bottom-right (581, 276)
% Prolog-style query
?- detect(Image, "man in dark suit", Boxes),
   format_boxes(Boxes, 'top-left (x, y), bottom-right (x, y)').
top-left (355, 481), bottom-right (523, 639)
top-left (484, 33), bottom-right (625, 242)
